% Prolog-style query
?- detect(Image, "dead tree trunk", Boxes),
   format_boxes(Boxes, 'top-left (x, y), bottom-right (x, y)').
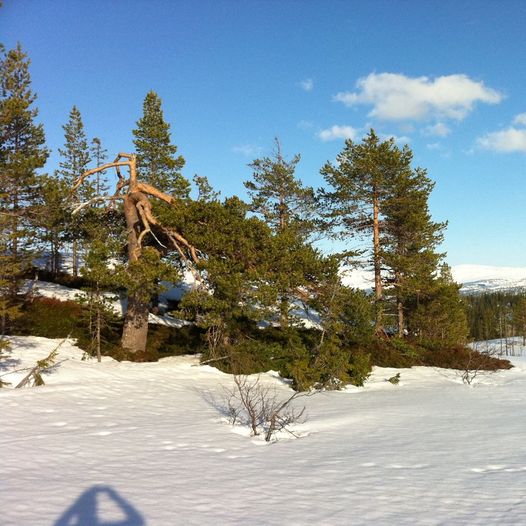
top-left (72, 153), bottom-right (200, 354)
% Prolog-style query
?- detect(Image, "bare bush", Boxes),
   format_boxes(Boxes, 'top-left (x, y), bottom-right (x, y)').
top-left (461, 344), bottom-right (504, 386)
top-left (224, 374), bottom-right (309, 442)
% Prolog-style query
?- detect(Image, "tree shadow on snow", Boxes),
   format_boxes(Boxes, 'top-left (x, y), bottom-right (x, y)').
top-left (54, 485), bottom-right (145, 526)
top-left (0, 355), bottom-right (21, 371)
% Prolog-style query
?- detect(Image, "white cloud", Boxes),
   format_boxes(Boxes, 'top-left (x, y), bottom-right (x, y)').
top-left (232, 144), bottom-right (262, 157)
top-left (426, 142), bottom-right (441, 150)
top-left (513, 112), bottom-right (526, 126)
top-left (318, 125), bottom-right (359, 142)
top-left (477, 128), bottom-right (526, 153)
top-left (297, 120), bottom-right (314, 130)
top-left (334, 72), bottom-right (502, 121)
top-left (423, 122), bottom-right (451, 137)
top-left (299, 78), bottom-right (314, 92)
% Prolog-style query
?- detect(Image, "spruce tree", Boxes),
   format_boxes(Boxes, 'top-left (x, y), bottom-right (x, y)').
top-left (90, 137), bottom-right (109, 197)
top-left (37, 175), bottom-right (69, 276)
top-left (133, 91), bottom-right (189, 198)
top-left (58, 106), bottom-right (92, 197)
top-left (57, 105), bottom-right (93, 277)
top-left (0, 43), bottom-right (48, 297)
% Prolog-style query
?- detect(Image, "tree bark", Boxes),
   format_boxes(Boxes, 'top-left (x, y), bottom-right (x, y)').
top-left (72, 239), bottom-right (78, 278)
top-left (120, 193), bottom-right (150, 353)
top-left (372, 189), bottom-right (383, 333)
top-left (121, 293), bottom-right (149, 353)
top-left (397, 300), bottom-right (404, 337)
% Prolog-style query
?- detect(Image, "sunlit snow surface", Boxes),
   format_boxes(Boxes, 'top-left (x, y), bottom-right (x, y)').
top-left (342, 264), bottom-right (526, 293)
top-left (2, 337), bottom-right (526, 525)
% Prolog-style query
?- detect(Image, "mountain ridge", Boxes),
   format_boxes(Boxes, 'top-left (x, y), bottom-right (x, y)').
top-left (341, 264), bottom-right (526, 294)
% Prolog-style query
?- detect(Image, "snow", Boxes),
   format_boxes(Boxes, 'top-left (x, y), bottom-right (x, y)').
top-left (24, 279), bottom-right (321, 330)
top-left (2, 336), bottom-right (526, 524)
top-left (452, 264), bottom-right (526, 293)
top-left (342, 264), bottom-right (526, 294)
top-left (23, 280), bottom-right (190, 328)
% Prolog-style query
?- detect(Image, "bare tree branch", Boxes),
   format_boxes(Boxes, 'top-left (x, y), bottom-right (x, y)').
top-left (71, 195), bottom-right (124, 215)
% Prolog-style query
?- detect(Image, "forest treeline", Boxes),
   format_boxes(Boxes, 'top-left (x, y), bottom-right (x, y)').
top-left (465, 291), bottom-right (526, 346)
top-left (0, 43), bottom-right (510, 389)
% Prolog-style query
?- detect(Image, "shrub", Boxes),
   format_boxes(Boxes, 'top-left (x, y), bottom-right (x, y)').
top-left (14, 297), bottom-right (123, 359)
top-left (366, 339), bottom-right (416, 368)
top-left (15, 297), bottom-right (82, 339)
top-left (420, 345), bottom-right (512, 371)
top-left (223, 374), bottom-right (308, 442)
top-left (146, 324), bottom-right (205, 357)
top-left (348, 351), bottom-right (372, 387)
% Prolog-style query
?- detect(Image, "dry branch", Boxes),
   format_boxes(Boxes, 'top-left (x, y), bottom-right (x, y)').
top-left (71, 195), bottom-right (124, 215)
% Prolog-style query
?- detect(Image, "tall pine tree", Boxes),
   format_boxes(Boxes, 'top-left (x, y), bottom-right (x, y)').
top-left (0, 43), bottom-right (48, 308)
top-left (133, 91), bottom-right (189, 198)
top-left (57, 105), bottom-right (92, 277)
top-left (90, 137), bottom-right (109, 198)
top-left (244, 138), bottom-right (315, 236)
top-left (321, 130), bottom-right (402, 332)
top-left (244, 139), bottom-right (319, 328)
top-left (381, 163), bottom-right (446, 336)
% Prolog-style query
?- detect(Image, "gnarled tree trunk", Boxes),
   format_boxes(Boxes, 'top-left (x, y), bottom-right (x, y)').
top-left (72, 153), bottom-right (199, 354)
top-left (120, 193), bottom-right (150, 353)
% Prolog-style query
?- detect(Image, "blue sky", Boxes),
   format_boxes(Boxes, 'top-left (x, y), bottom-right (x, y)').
top-left (3, 0), bottom-right (526, 266)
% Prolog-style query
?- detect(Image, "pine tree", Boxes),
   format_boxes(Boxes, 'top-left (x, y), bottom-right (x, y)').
top-left (513, 296), bottom-right (526, 345)
top-left (244, 138), bottom-right (315, 236)
top-left (381, 162), bottom-right (446, 336)
top-left (0, 43), bottom-right (48, 298)
top-left (79, 238), bottom-right (121, 362)
top-left (408, 264), bottom-right (468, 345)
top-left (37, 175), bottom-right (69, 276)
top-left (321, 130), bottom-right (403, 332)
top-left (73, 153), bottom-right (196, 354)
top-left (57, 105), bottom-right (93, 277)
top-left (193, 174), bottom-right (220, 202)
top-left (90, 137), bottom-right (109, 198)
top-left (58, 106), bottom-right (92, 197)
top-left (133, 91), bottom-right (189, 198)
top-left (176, 196), bottom-right (276, 358)
top-left (244, 139), bottom-right (318, 327)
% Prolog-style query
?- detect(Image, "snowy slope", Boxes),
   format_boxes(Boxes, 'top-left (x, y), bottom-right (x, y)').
top-left (2, 336), bottom-right (526, 525)
top-left (452, 264), bottom-right (526, 293)
top-left (342, 264), bottom-right (526, 294)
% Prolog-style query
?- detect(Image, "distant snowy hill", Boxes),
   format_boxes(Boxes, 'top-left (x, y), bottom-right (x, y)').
top-left (452, 264), bottom-right (526, 294)
top-left (342, 264), bottom-right (526, 294)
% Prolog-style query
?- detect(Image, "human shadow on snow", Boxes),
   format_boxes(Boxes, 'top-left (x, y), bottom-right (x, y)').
top-left (54, 485), bottom-right (145, 526)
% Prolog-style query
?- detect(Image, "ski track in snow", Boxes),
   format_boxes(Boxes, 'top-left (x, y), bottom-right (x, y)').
top-left (2, 336), bottom-right (526, 525)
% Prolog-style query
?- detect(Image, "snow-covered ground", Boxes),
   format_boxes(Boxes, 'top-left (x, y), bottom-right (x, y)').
top-left (23, 280), bottom-right (189, 328)
top-left (2, 336), bottom-right (526, 525)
